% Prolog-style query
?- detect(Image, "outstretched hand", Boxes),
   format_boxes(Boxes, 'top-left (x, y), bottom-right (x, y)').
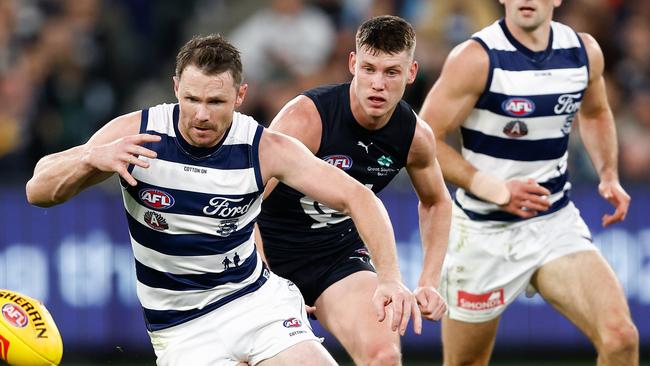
top-left (87, 134), bottom-right (161, 186)
top-left (372, 279), bottom-right (422, 335)
top-left (598, 180), bottom-right (630, 227)
top-left (414, 286), bottom-right (447, 321)
top-left (501, 178), bottom-right (551, 218)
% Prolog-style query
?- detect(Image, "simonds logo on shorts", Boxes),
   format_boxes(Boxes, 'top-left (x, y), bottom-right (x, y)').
top-left (283, 318), bottom-right (302, 328)
top-left (458, 289), bottom-right (504, 311)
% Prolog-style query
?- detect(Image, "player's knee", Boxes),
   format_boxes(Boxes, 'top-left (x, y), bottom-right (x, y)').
top-left (363, 342), bottom-right (401, 366)
top-left (598, 317), bottom-right (639, 356)
top-left (443, 353), bottom-right (490, 366)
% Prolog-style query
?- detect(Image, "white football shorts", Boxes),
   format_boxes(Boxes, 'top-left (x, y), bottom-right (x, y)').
top-left (440, 202), bottom-right (597, 323)
top-left (148, 272), bottom-right (320, 366)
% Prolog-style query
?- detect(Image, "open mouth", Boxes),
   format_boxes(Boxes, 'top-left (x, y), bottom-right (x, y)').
top-left (368, 96), bottom-right (386, 105)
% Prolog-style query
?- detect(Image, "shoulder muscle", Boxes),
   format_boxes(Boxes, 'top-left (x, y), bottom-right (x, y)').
top-left (268, 95), bottom-right (322, 153)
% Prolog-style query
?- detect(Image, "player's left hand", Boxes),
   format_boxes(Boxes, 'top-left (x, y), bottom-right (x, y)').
top-left (414, 286), bottom-right (447, 321)
top-left (598, 180), bottom-right (630, 227)
top-left (373, 279), bottom-right (422, 335)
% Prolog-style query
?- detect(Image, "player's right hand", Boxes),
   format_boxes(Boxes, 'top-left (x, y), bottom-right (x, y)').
top-left (372, 279), bottom-right (422, 336)
top-left (87, 134), bottom-right (161, 186)
top-left (501, 178), bottom-right (551, 218)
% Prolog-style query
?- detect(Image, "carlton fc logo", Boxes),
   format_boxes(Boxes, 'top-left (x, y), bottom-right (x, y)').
top-left (139, 188), bottom-right (175, 209)
top-left (502, 97), bottom-right (535, 117)
top-left (503, 120), bottom-right (528, 138)
top-left (324, 155), bottom-right (352, 170)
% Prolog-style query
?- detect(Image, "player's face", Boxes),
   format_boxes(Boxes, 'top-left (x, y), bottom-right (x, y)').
top-left (173, 65), bottom-right (247, 147)
top-left (349, 46), bottom-right (417, 126)
top-left (500, 0), bottom-right (562, 32)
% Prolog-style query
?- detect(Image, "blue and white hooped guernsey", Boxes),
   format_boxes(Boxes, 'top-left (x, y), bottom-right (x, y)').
top-left (456, 19), bottom-right (589, 222)
top-left (121, 103), bottom-right (267, 331)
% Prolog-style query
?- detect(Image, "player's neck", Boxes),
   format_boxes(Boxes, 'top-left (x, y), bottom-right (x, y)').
top-left (505, 17), bottom-right (551, 52)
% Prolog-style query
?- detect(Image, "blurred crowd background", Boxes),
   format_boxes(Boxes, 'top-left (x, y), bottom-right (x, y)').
top-left (0, 0), bottom-right (648, 185)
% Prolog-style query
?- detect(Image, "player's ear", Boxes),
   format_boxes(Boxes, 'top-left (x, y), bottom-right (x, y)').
top-left (349, 51), bottom-right (357, 76)
top-left (235, 83), bottom-right (248, 108)
top-left (407, 60), bottom-right (419, 84)
top-left (173, 75), bottom-right (180, 99)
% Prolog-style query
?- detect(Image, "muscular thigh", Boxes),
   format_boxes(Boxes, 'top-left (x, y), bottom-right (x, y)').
top-left (314, 271), bottom-right (400, 353)
top-left (257, 340), bottom-right (337, 366)
top-left (442, 316), bottom-right (500, 365)
top-left (531, 250), bottom-right (631, 341)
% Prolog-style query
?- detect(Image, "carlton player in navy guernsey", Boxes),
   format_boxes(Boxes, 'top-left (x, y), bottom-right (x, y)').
top-left (257, 16), bottom-right (452, 366)
top-left (25, 34), bottom-right (421, 366)
top-left (420, 0), bottom-right (638, 365)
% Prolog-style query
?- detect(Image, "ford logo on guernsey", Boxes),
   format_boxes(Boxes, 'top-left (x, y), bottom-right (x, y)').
top-left (2, 303), bottom-right (28, 328)
top-left (139, 188), bottom-right (175, 209)
top-left (502, 97), bottom-right (535, 117)
top-left (283, 318), bottom-right (302, 328)
top-left (323, 155), bottom-right (352, 170)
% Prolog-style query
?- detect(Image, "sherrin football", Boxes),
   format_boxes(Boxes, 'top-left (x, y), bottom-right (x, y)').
top-left (0, 289), bottom-right (63, 366)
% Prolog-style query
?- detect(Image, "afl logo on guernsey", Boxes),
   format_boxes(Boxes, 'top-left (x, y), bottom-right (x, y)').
top-left (324, 155), bottom-right (352, 170)
top-left (139, 188), bottom-right (175, 209)
top-left (2, 303), bottom-right (28, 328)
top-left (503, 120), bottom-right (528, 138)
top-left (502, 97), bottom-right (535, 117)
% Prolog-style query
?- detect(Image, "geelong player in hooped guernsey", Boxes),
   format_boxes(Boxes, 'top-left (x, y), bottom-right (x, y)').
top-left (455, 18), bottom-right (589, 222)
top-left (123, 103), bottom-right (267, 331)
top-left (420, 0), bottom-right (638, 365)
top-left (26, 34), bottom-right (422, 365)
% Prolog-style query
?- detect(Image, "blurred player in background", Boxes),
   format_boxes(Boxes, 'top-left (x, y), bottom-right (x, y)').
top-left (419, 0), bottom-right (639, 365)
top-left (25, 34), bottom-right (418, 366)
top-left (257, 15), bottom-right (451, 365)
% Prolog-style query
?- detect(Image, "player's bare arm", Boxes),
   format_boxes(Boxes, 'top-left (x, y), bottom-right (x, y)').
top-left (405, 118), bottom-right (451, 321)
top-left (259, 129), bottom-right (422, 335)
top-left (419, 40), bottom-right (551, 218)
top-left (260, 95), bottom-right (322, 199)
top-left (26, 111), bottom-right (160, 207)
top-left (254, 95), bottom-right (324, 267)
top-left (577, 32), bottom-right (630, 227)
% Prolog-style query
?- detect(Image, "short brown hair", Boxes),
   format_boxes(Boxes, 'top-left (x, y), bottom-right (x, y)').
top-left (175, 34), bottom-right (243, 86)
top-left (356, 15), bottom-right (416, 56)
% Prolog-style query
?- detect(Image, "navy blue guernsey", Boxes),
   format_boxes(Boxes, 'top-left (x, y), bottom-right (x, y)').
top-left (258, 83), bottom-right (416, 257)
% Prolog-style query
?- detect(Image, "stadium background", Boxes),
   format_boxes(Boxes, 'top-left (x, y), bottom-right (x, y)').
top-left (0, 0), bottom-right (648, 364)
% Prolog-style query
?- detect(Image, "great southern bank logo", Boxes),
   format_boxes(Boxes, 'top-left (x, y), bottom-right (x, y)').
top-left (323, 155), bottom-right (352, 170)
top-left (502, 97), bottom-right (535, 117)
